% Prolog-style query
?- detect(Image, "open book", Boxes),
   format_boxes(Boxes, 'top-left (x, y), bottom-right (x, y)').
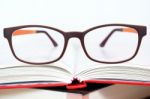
top-left (0, 24), bottom-right (150, 89)
top-left (0, 63), bottom-right (150, 89)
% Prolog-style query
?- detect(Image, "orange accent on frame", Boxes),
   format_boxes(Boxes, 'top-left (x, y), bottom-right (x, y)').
top-left (13, 30), bottom-right (36, 36)
top-left (123, 28), bottom-right (137, 33)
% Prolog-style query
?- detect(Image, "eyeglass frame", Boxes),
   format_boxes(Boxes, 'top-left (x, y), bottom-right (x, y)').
top-left (4, 24), bottom-right (147, 65)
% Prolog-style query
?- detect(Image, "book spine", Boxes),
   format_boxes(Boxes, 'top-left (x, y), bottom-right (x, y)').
top-left (66, 78), bottom-right (87, 90)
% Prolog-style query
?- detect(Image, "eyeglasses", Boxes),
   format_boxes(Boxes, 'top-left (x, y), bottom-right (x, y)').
top-left (4, 24), bottom-right (146, 65)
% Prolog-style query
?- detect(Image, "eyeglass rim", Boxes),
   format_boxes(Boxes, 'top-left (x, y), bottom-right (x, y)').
top-left (4, 24), bottom-right (147, 65)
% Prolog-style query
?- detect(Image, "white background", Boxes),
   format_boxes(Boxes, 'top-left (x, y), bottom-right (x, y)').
top-left (0, 0), bottom-right (150, 70)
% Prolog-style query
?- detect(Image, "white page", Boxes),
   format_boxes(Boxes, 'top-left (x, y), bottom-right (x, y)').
top-left (0, 88), bottom-right (68, 99)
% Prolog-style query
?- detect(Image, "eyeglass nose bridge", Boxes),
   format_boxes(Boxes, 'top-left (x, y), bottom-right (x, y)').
top-left (65, 31), bottom-right (84, 40)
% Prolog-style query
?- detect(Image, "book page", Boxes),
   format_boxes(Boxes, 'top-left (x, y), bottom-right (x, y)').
top-left (0, 88), bottom-right (68, 99)
top-left (0, 65), bottom-right (73, 84)
top-left (89, 84), bottom-right (150, 99)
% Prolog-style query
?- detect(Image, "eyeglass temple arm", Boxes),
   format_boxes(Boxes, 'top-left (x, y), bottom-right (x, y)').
top-left (100, 28), bottom-right (137, 47)
top-left (36, 30), bottom-right (58, 46)
top-left (13, 30), bottom-right (58, 47)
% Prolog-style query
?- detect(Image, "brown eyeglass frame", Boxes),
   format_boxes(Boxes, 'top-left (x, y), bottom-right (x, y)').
top-left (4, 24), bottom-right (147, 65)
